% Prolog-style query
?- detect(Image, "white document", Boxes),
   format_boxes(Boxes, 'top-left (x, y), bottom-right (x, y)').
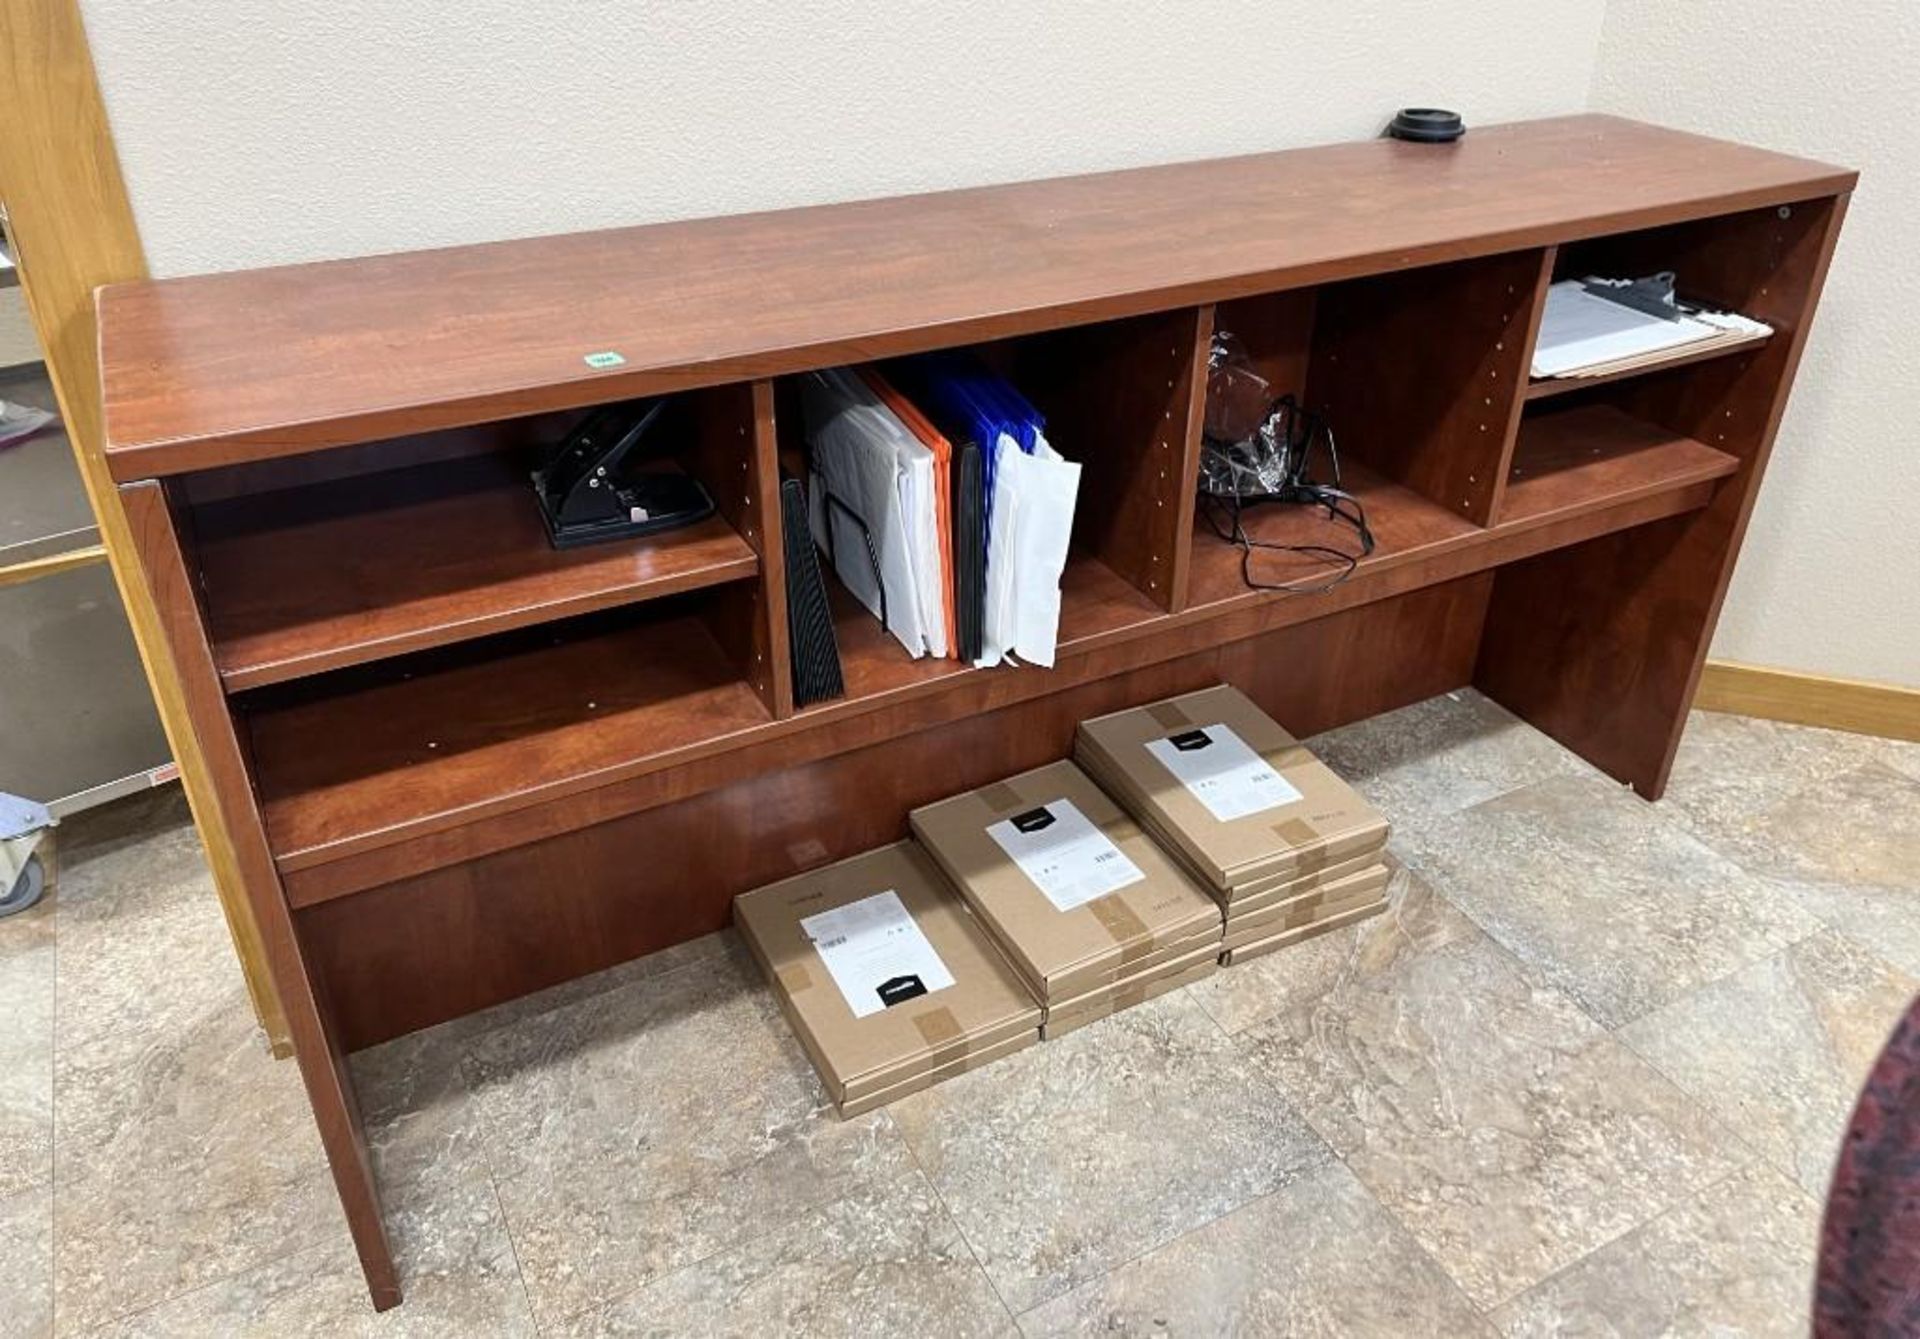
top-left (986, 798), bottom-right (1145, 912)
top-left (1010, 433), bottom-right (1081, 668)
top-left (977, 433), bottom-right (1025, 668)
top-left (1145, 722), bottom-right (1303, 822)
top-left (899, 442), bottom-right (949, 659)
top-left (802, 369), bottom-right (939, 658)
top-left (1531, 282), bottom-right (1721, 378)
top-left (1697, 309), bottom-right (1773, 338)
top-left (976, 431), bottom-right (1082, 669)
top-left (800, 889), bottom-right (956, 1019)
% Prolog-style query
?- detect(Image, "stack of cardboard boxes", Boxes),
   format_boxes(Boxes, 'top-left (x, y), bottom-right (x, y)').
top-left (734, 841), bottom-right (1042, 1117)
top-left (736, 682), bottom-right (1396, 1114)
top-left (1076, 685), bottom-right (1391, 965)
top-left (910, 761), bottom-right (1222, 1040)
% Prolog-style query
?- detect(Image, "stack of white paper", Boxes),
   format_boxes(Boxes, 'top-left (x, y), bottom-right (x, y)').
top-left (1531, 281), bottom-right (1772, 380)
top-left (801, 368), bottom-right (949, 660)
top-left (980, 431), bottom-right (1080, 670)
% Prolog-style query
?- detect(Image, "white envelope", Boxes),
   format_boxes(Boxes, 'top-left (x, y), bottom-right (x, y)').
top-left (978, 433), bottom-right (1024, 668)
top-left (977, 430), bottom-right (1081, 669)
top-left (1011, 432), bottom-right (1080, 668)
top-left (803, 369), bottom-right (931, 658)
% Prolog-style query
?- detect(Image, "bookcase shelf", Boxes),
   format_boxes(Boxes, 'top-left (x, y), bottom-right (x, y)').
top-left (1186, 461), bottom-right (1477, 610)
top-left (1524, 329), bottom-right (1772, 401)
top-left (244, 601), bottom-right (771, 867)
top-left (1183, 411), bottom-right (1738, 621)
top-left (195, 454), bottom-right (759, 691)
top-left (817, 552), bottom-right (1164, 709)
top-left (1500, 404), bottom-right (1740, 525)
top-left (97, 115), bottom-right (1852, 1312)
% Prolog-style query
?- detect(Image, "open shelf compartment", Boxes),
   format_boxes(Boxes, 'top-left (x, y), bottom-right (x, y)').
top-left (183, 387), bottom-right (762, 692)
top-left (770, 308), bottom-right (1194, 709)
top-left (1523, 200), bottom-right (1816, 401)
top-left (1187, 459), bottom-right (1478, 608)
top-left (1187, 383), bottom-right (1738, 609)
top-left (1210, 249), bottom-right (1545, 529)
top-left (242, 594), bottom-right (773, 868)
top-left (1502, 404), bottom-right (1739, 525)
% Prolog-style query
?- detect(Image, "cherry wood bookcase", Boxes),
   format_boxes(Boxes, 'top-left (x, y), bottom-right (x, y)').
top-left (98, 115), bottom-right (1852, 1308)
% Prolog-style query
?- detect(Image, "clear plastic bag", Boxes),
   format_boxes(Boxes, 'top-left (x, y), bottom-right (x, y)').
top-left (1195, 327), bottom-right (1374, 594)
top-left (1199, 332), bottom-right (1314, 500)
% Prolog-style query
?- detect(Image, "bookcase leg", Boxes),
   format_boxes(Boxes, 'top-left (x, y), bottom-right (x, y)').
top-left (119, 480), bottom-right (402, 1309)
top-left (1475, 510), bottom-right (1724, 799)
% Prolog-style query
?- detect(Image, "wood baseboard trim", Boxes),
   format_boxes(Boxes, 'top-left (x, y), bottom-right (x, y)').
top-left (1696, 660), bottom-right (1920, 742)
top-left (0, 543), bottom-right (108, 588)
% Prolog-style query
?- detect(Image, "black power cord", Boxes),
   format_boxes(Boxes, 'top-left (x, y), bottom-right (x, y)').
top-left (1198, 396), bottom-right (1376, 596)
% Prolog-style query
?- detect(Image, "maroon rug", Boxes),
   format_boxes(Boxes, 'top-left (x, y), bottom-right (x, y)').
top-left (1817, 998), bottom-right (1920, 1335)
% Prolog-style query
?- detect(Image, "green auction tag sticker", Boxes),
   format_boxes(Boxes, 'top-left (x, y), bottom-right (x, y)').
top-left (583, 350), bottom-right (626, 369)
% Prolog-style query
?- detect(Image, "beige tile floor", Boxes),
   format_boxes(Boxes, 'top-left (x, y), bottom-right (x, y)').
top-left (3, 692), bottom-right (1917, 1336)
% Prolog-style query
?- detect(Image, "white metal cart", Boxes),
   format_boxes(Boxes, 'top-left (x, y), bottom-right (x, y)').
top-left (0, 228), bottom-right (172, 910)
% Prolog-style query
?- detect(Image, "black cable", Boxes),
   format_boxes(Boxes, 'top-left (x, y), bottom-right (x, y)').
top-left (1198, 396), bottom-right (1375, 595)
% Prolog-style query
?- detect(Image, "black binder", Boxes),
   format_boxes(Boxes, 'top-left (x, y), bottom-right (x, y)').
top-left (950, 440), bottom-right (985, 663)
top-left (780, 474), bottom-right (846, 707)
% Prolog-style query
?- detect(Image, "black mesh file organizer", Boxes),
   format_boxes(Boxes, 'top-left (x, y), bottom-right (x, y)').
top-left (780, 474), bottom-right (846, 706)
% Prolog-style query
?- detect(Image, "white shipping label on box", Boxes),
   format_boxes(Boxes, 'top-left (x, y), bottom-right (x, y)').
top-left (1144, 723), bottom-right (1303, 822)
top-left (799, 890), bottom-right (955, 1019)
top-left (986, 798), bottom-right (1146, 912)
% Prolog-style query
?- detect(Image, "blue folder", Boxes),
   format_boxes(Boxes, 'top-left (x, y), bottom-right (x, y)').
top-left (889, 352), bottom-right (1046, 530)
top-left (884, 353), bottom-right (1046, 664)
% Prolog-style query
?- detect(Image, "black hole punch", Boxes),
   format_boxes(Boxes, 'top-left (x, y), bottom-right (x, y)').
top-left (529, 397), bottom-right (716, 549)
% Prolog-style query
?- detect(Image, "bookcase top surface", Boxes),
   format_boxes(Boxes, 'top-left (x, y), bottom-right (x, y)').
top-left (98, 114), bottom-right (1851, 478)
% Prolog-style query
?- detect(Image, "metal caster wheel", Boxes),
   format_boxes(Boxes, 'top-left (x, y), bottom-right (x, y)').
top-left (0, 853), bottom-right (45, 918)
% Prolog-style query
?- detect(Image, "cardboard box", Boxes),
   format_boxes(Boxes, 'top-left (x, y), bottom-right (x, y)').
top-left (1040, 947), bottom-right (1222, 1041)
top-left (1223, 888), bottom-right (1385, 951)
top-left (1198, 845), bottom-right (1382, 910)
top-left (1222, 861), bottom-right (1391, 944)
top-left (840, 1027), bottom-right (1038, 1118)
top-left (1031, 919), bottom-right (1223, 1017)
top-left (910, 760), bottom-right (1221, 1003)
top-left (1125, 809), bottom-right (1385, 911)
top-left (1044, 941), bottom-right (1223, 1020)
top-left (1075, 684), bottom-right (1389, 891)
top-left (1219, 897), bottom-right (1390, 966)
top-left (735, 841), bottom-right (1041, 1113)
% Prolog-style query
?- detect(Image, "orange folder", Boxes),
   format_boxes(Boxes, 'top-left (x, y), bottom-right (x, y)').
top-left (858, 366), bottom-right (959, 659)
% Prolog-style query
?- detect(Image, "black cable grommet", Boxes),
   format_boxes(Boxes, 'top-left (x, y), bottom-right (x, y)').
top-left (1388, 108), bottom-right (1466, 143)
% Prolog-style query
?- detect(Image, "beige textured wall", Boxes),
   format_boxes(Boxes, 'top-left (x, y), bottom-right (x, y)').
top-left (1592, 1), bottom-right (1919, 687)
top-left (78, 2), bottom-right (1604, 276)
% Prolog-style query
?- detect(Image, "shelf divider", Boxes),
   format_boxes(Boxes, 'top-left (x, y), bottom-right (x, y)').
top-left (1308, 248), bottom-right (1548, 528)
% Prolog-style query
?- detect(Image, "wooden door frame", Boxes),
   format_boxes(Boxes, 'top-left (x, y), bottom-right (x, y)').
top-left (0, 0), bottom-right (291, 1053)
